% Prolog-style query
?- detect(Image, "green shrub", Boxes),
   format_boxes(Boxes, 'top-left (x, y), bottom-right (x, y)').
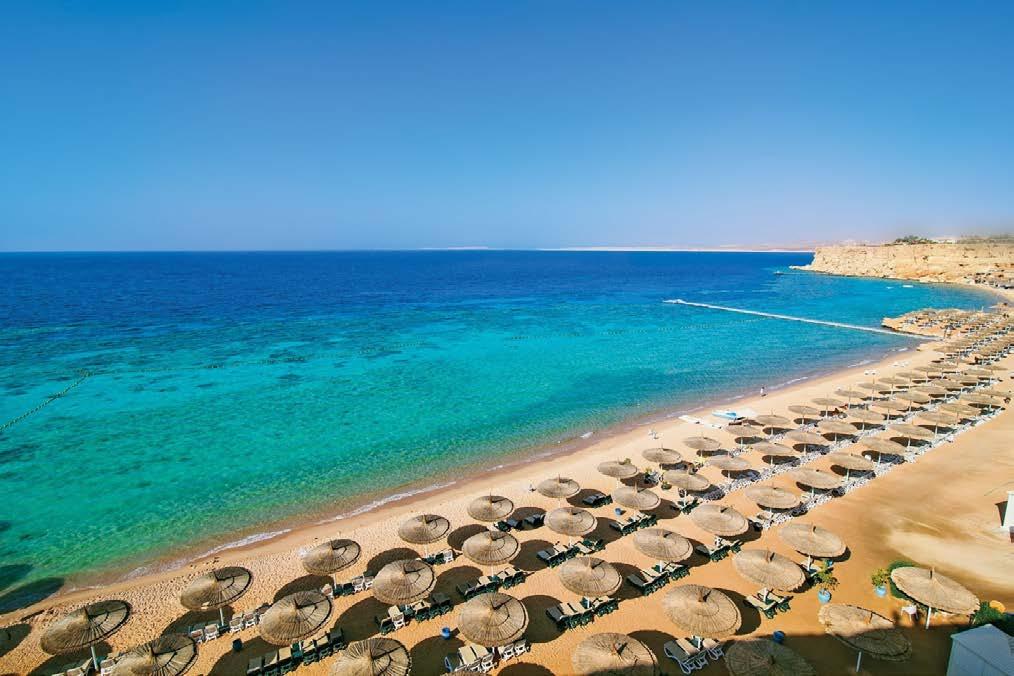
top-left (813, 560), bottom-right (839, 592)
top-left (870, 567), bottom-right (890, 588)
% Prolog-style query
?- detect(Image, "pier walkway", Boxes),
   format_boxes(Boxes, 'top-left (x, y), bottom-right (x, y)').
top-left (664, 299), bottom-right (927, 338)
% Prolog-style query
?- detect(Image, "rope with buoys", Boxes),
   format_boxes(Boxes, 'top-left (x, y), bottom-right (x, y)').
top-left (0, 370), bottom-right (91, 433)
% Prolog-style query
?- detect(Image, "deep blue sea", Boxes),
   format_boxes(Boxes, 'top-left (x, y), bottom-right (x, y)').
top-left (0, 251), bottom-right (996, 610)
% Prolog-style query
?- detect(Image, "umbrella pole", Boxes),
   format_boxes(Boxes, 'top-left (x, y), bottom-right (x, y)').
top-left (926, 606), bottom-right (933, 629)
top-left (220, 606), bottom-right (226, 627)
top-left (91, 645), bottom-right (99, 671)
top-left (855, 649), bottom-right (863, 672)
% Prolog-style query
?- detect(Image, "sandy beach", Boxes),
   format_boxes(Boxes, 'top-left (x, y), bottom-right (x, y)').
top-left (2, 316), bottom-right (1011, 675)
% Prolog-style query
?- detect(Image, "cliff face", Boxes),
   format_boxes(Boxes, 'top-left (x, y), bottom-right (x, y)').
top-left (796, 240), bottom-right (1014, 285)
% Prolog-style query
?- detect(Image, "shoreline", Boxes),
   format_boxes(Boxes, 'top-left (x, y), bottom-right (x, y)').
top-left (2, 335), bottom-right (929, 623)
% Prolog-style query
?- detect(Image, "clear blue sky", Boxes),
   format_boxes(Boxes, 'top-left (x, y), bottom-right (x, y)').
top-left (1, 1), bottom-right (1012, 251)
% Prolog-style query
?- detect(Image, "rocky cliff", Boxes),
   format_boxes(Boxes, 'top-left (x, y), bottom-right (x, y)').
top-left (796, 240), bottom-right (1014, 285)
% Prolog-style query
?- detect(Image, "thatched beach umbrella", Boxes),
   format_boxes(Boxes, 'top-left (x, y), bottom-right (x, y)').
top-left (598, 459), bottom-right (639, 480)
top-left (633, 528), bottom-right (693, 563)
top-left (723, 639), bottom-right (815, 676)
top-left (733, 550), bottom-right (805, 594)
top-left (818, 604), bottom-right (911, 672)
top-left (572, 633), bottom-right (659, 676)
top-left (112, 634), bottom-right (197, 676)
top-left (783, 429), bottom-right (826, 448)
top-left (913, 365), bottom-right (940, 374)
top-left (938, 401), bottom-right (979, 418)
top-left (302, 540), bottom-right (361, 584)
top-left (331, 638), bottom-right (411, 676)
top-left (891, 567), bottom-right (980, 628)
top-left (663, 469), bottom-right (711, 494)
top-left (860, 438), bottom-right (906, 465)
top-left (259, 591), bottom-right (332, 645)
top-left (663, 585), bottom-right (742, 638)
top-left (897, 370), bottom-right (926, 382)
top-left (457, 592), bottom-right (529, 647)
top-left (372, 560), bottom-right (436, 606)
top-left (467, 495), bottom-right (515, 523)
top-left (787, 404), bottom-right (820, 420)
top-left (816, 419), bottom-right (858, 441)
top-left (398, 515), bottom-right (450, 551)
top-left (462, 530), bottom-right (519, 574)
top-left (857, 381), bottom-right (889, 393)
top-left (180, 567), bottom-right (252, 626)
top-left (642, 447), bottom-right (682, 465)
top-left (751, 441), bottom-right (797, 468)
top-left (754, 414), bottom-right (792, 430)
top-left (847, 408), bottom-right (885, 425)
top-left (790, 467), bottom-right (841, 494)
top-left (779, 522), bottom-right (845, 568)
top-left (706, 455), bottom-right (752, 475)
top-left (811, 397), bottom-right (845, 412)
top-left (827, 452), bottom-right (874, 478)
top-left (914, 383), bottom-right (947, 396)
top-left (934, 378), bottom-right (965, 391)
top-left (612, 485), bottom-right (661, 511)
top-left (962, 392), bottom-right (1003, 408)
top-left (558, 557), bottom-right (622, 597)
top-left (684, 436), bottom-right (722, 452)
top-left (834, 388), bottom-right (867, 404)
top-left (546, 506), bottom-right (597, 539)
top-left (691, 504), bottom-right (748, 537)
top-left (743, 485), bottom-right (799, 511)
top-left (916, 410), bottom-right (958, 435)
top-left (895, 390), bottom-right (931, 405)
top-left (725, 423), bottom-right (765, 440)
top-left (41, 600), bottom-right (131, 671)
top-left (870, 399), bottom-right (910, 413)
top-left (537, 476), bottom-right (580, 501)
top-left (888, 423), bottom-right (934, 451)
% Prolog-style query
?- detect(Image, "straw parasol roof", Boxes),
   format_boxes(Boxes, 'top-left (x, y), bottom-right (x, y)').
top-left (462, 530), bottom-right (520, 567)
top-left (598, 459), bottom-right (640, 480)
top-left (857, 381), bottom-right (888, 392)
top-left (743, 485), bottom-right (799, 510)
top-left (816, 419), bottom-right (858, 436)
top-left (890, 567), bottom-right (979, 615)
top-left (914, 384), bottom-right (947, 396)
top-left (977, 387), bottom-right (1009, 398)
top-left (372, 560), bottom-right (436, 606)
top-left (938, 402), bottom-right (979, 418)
top-left (538, 476), bottom-right (580, 499)
top-left (847, 408), bottom-right (885, 424)
top-left (112, 634), bottom-right (197, 676)
top-left (895, 391), bottom-right (930, 404)
top-left (811, 397), bottom-right (845, 408)
top-left (888, 423), bottom-right (934, 440)
top-left (331, 638), bottom-right (411, 676)
top-left (572, 633), bottom-right (660, 676)
top-left (827, 452), bottom-right (875, 472)
top-left (632, 528), bottom-right (693, 562)
top-left (818, 604), bottom-right (911, 662)
top-left (691, 504), bottom-right (748, 536)
top-left (398, 514), bottom-right (450, 545)
top-left (878, 376), bottom-right (910, 387)
top-left (302, 540), bottom-right (361, 576)
top-left (870, 399), bottom-right (911, 412)
top-left (457, 593), bottom-right (529, 647)
top-left (612, 485), bottom-right (661, 510)
top-left (934, 378), bottom-right (964, 391)
top-left (41, 600), bottom-right (131, 655)
top-left (733, 550), bottom-right (805, 591)
top-left (752, 442), bottom-right (798, 459)
top-left (790, 467), bottom-right (841, 491)
top-left (916, 410), bottom-right (958, 426)
top-left (834, 388), bottom-right (867, 400)
top-left (859, 437), bottom-right (906, 457)
top-left (663, 470), bottom-right (711, 492)
top-left (663, 585), bottom-right (742, 638)
top-left (259, 591), bottom-right (332, 645)
top-left (723, 639), bottom-right (815, 676)
top-left (783, 429), bottom-right (826, 446)
top-left (754, 414), bottom-right (792, 429)
top-left (962, 392), bottom-right (1003, 406)
top-left (558, 557), bottom-right (622, 597)
top-left (706, 455), bottom-right (751, 473)
top-left (546, 506), bottom-right (597, 537)
top-left (180, 567), bottom-right (252, 611)
top-left (897, 371), bottom-right (926, 381)
top-left (642, 447), bottom-right (682, 465)
top-left (467, 495), bottom-right (515, 522)
top-left (787, 404), bottom-right (820, 418)
top-left (684, 436), bottom-right (722, 452)
top-left (913, 365), bottom-right (940, 373)
top-left (725, 424), bottom-right (765, 439)
top-left (778, 522), bottom-right (845, 558)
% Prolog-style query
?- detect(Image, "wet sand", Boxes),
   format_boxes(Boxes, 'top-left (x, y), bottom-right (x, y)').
top-left (2, 340), bottom-right (1010, 675)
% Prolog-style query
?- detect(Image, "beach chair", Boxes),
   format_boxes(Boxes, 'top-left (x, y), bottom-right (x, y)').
top-left (498, 643), bottom-right (516, 661)
top-left (204, 624), bottom-right (220, 641)
top-left (99, 658), bottom-right (116, 675)
top-left (444, 653), bottom-right (465, 673)
top-left (523, 513), bottom-right (545, 529)
top-left (582, 492), bottom-right (611, 507)
top-left (494, 520), bottom-right (512, 532)
top-left (316, 633), bottom-right (334, 658)
top-left (277, 646), bottom-right (294, 675)
top-left (230, 616), bottom-right (243, 633)
top-left (375, 614), bottom-right (396, 635)
top-left (244, 612), bottom-right (258, 629)
top-left (546, 606), bottom-right (570, 632)
top-left (515, 638), bottom-right (529, 655)
top-left (663, 641), bottom-right (699, 674)
top-left (261, 650), bottom-right (280, 676)
top-left (626, 573), bottom-right (650, 595)
top-left (477, 653), bottom-right (495, 673)
top-left (745, 594), bottom-right (778, 619)
top-left (496, 565), bottom-right (525, 588)
top-left (189, 628), bottom-right (204, 644)
top-left (329, 627), bottom-right (347, 650)
top-left (320, 583), bottom-right (334, 598)
top-left (246, 656), bottom-right (264, 676)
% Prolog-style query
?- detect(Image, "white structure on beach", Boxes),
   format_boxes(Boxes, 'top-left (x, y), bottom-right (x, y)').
top-left (946, 624), bottom-right (1014, 676)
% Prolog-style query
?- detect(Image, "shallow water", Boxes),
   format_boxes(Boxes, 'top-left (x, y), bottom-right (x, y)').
top-left (0, 251), bottom-right (995, 605)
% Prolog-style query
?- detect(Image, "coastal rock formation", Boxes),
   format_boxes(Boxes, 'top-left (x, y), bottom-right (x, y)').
top-left (796, 239), bottom-right (1014, 286)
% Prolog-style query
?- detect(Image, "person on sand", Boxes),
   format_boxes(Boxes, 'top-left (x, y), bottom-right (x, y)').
top-left (760, 386), bottom-right (766, 397)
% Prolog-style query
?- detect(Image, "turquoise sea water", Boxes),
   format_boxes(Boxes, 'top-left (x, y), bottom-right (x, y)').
top-left (0, 251), bottom-right (996, 610)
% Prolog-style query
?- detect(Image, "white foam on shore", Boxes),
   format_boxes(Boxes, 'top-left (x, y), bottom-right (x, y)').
top-left (580, 430), bottom-right (594, 439)
top-left (848, 359), bottom-right (876, 367)
top-left (124, 528), bottom-right (293, 580)
top-left (319, 480), bottom-right (458, 524)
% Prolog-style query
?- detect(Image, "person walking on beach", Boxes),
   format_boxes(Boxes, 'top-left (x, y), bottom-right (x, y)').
top-left (760, 386), bottom-right (766, 397)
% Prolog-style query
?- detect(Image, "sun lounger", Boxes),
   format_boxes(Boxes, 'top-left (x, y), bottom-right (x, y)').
top-left (582, 492), bottom-right (612, 507)
top-left (663, 640), bottom-right (708, 673)
top-left (523, 513), bottom-right (545, 529)
top-left (456, 575), bottom-right (501, 599)
top-left (574, 537), bottom-right (605, 556)
top-left (694, 542), bottom-right (729, 562)
top-left (495, 565), bottom-right (525, 588)
top-left (745, 594), bottom-right (778, 619)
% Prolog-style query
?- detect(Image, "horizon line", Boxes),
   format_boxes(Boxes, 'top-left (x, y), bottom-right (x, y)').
top-left (0, 246), bottom-right (819, 254)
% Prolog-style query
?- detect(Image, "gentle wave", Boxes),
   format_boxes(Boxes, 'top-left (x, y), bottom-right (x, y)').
top-left (319, 480), bottom-right (458, 524)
